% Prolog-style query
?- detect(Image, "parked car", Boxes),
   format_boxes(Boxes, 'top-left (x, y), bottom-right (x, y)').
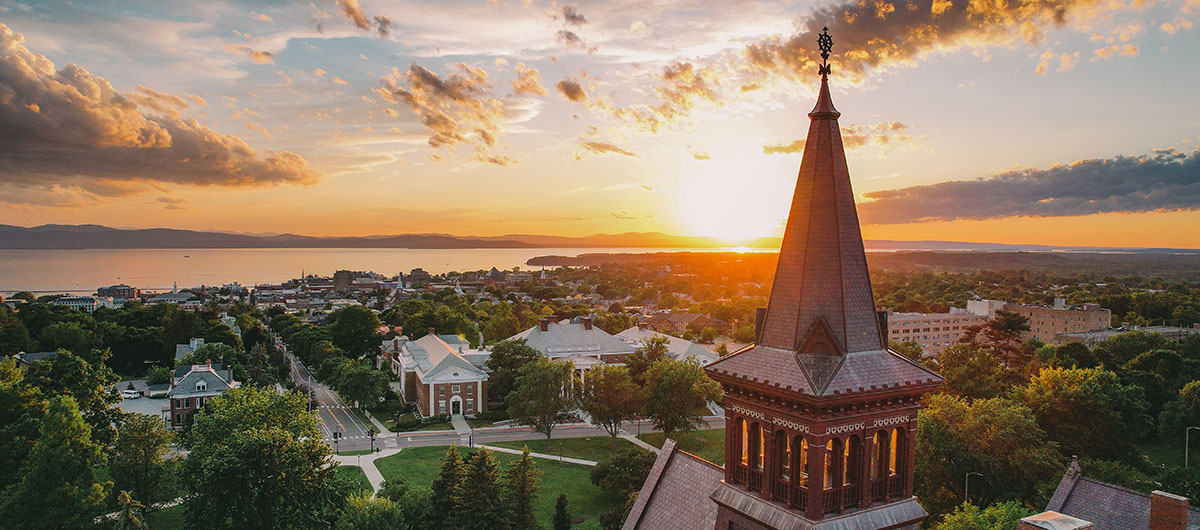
top-left (121, 389), bottom-right (142, 399)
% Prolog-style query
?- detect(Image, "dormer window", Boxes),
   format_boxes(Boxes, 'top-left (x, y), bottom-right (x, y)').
top-left (196, 379), bottom-right (207, 392)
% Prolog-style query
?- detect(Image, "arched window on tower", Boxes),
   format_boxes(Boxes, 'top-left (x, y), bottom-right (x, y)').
top-left (889, 427), bottom-right (900, 476)
top-left (871, 430), bottom-right (890, 480)
top-left (757, 425), bottom-right (767, 470)
top-left (778, 431), bottom-right (791, 480)
top-left (740, 419), bottom-right (749, 465)
top-left (824, 439), bottom-right (841, 490)
top-left (797, 438), bottom-right (808, 481)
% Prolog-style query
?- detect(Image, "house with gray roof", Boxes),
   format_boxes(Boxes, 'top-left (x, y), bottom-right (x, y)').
top-left (616, 325), bottom-right (718, 365)
top-left (388, 333), bottom-right (488, 417)
top-left (1041, 457), bottom-right (1200, 530)
top-left (509, 316), bottom-right (635, 368)
top-left (162, 360), bottom-right (237, 431)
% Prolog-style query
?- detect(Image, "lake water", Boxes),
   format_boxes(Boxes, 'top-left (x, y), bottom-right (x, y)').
top-left (0, 247), bottom-right (766, 294)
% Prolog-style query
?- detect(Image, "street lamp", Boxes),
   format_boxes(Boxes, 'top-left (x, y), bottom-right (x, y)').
top-left (333, 431), bottom-right (341, 455)
top-left (965, 472), bottom-right (983, 504)
top-left (1187, 426), bottom-right (1200, 467)
top-left (369, 428), bottom-right (376, 453)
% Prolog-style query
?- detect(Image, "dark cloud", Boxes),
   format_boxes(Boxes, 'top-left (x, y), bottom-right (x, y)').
top-left (337, 0), bottom-right (393, 38)
top-left (0, 24), bottom-right (317, 204)
top-left (561, 6), bottom-right (588, 26)
top-left (857, 149), bottom-right (1200, 224)
top-left (556, 79), bottom-right (587, 102)
top-left (374, 15), bottom-right (393, 38)
top-left (579, 141), bottom-right (637, 158)
top-left (555, 30), bottom-right (596, 53)
top-left (742, 0), bottom-right (1110, 83)
top-left (376, 62), bottom-right (511, 164)
top-left (511, 62), bottom-right (547, 96)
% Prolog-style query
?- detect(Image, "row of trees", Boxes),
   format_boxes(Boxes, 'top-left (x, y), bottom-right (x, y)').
top-left (496, 337), bottom-right (721, 451)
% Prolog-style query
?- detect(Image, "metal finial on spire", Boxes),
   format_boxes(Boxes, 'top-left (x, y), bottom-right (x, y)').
top-left (817, 26), bottom-right (833, 80)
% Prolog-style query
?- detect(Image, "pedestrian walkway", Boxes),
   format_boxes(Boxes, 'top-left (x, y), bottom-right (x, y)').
top-left (450, 414), bottom-right (471, 435)
top-left (476, 444), bottom-right (598, 466)
top-left (332, 447), bottom-right (402, 494)
top-left (620, 433), bottom-right (661, 454)
top-left (364, 411), bottom-right (389, 434)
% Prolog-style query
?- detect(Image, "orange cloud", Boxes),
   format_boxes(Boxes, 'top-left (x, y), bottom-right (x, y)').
top-left (511, 62), bottom-right (547, 96)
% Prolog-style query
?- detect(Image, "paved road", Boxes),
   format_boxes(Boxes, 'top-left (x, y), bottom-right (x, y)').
top-left (287, 352), bottom-right (375, 448)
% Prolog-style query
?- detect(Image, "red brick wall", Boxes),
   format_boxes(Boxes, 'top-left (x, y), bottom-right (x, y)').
top-left (1150, 491), bottom-right (1189, 530)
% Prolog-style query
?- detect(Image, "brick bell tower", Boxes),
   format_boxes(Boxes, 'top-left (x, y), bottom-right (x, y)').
top-left (704, 28), bottom-right (942, 530)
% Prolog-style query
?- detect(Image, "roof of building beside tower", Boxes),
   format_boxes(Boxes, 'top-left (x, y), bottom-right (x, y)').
top-left (1046, 458), bottom-right (1200, 530)
top-left (621, 439), bottom-right (723, 530)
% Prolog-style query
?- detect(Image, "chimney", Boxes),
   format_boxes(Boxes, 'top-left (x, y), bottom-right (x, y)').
top-left (582, 317), bottom-right (593, 331)
top-left (206, 358), bottom-right (211, 369)
top-left (1150, 491), bottom-right (1190, 530)
top-left (427, 327), bottom-right (436, 338)
top-left (754, 308), bottom-right (766, 343)
top-left (538, 318), bottom-right (549, 332)
top-left (393, 338), bottom-right (399, 350)
top-left (637, 322), bottom-right (648, 330)
top-left (1017, 512), bottom-right (1093, 530)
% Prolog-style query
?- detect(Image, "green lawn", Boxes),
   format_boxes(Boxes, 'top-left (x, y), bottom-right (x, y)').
top-left (336, 465), bottom-right (373, 494)
top-left (335, 448), bottom-right (379, 456)
top-left (638, 428), bottom-right (726, 466)
top-left (375, 445), bottom-right (622, 529)
top-left (145, 504), bottom-right (185, 530)
top-left (489, 435), bottom-right (641, 462)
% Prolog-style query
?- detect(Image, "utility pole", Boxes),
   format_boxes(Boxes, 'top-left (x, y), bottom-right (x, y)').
top-left (965, 472), bottom-right (983, 504)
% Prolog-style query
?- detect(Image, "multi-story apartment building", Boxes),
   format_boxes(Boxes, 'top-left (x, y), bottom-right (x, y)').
top-left (53, 296), bottom-right (98, 313)
top-left (97, 284), bottom-right (140, 300)
top-left (1003, 299), bottom-right (1112, 343)
top-left (886, 308), bottom-right (989, 356)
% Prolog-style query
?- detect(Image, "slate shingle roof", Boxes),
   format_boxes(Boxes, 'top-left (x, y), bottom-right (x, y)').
top-left (703, 77), bottom-right (942, 397)
top-left (405, 334), bottom-right (487, 382)
top-left (622, 439), bottom-right (723, 530)
top-left (615, 326), bottom-right (717, 365)
top-left (1047, 458), bottom-right (1200, 530)
top-left (510, 320), bottom-right (635, 358)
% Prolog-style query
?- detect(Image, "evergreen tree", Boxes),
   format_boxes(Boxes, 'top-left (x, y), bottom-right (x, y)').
top-left (428, 445), bottom-right (465, 530)
top-left (553, 493), bottom-right (572, 530)
top-left (114, 490), bottom-right (149, 530)
top-left (0, 395), bottom-right (110, 529)
top-left (502, 447), bottom-right (543, 530)
top-left (247, 343), bottom-right (271, 386)
top-left (455, 449), bottom-right (508, 530)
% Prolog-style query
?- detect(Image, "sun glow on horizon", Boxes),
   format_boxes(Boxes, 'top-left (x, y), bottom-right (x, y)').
top-left (673, 150), bottom-right (794, 243)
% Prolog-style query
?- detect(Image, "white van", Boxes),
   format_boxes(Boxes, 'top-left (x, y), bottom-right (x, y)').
top-left (121, 389), bottom-right (142, 399)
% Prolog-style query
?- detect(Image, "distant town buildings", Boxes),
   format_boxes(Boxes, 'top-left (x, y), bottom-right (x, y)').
top-left (97, 283), bottom-right (140, 300)
top-left (163, 360), bottom-right (238, 431)
top-left (636, 311), bottom-right (727, 335)
top-left (53, 296), bottom-right (99, 313)
top-left (1055, 324), bottom-right (1200, 348)
top-left (885, 307), bottom-right (988, 356)
top-left (1003, 299), bottom-right (1112, 343)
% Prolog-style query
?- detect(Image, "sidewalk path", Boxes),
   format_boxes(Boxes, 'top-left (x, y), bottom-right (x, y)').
top-left (450, 414), bottom-right (471, 435)
top-left (476, 444), bottom-right (598, 466)
top-left (332, 448), bottom-right (401, 494)
top-left (620, 433), bottom-right (661, 454)
top-left (365, 411), bottom-right (390, 434)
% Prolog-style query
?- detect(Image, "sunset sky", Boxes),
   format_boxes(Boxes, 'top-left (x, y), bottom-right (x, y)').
top-left (0, 0), bottom-right (1198, 247)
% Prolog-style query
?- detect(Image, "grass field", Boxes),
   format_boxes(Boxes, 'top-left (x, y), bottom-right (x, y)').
top-left (375, 445), bottom-right (622, 529)
top-left (335, 448), bottom-right (379, 456)
top-left (145, 504), bottom-right (185, 530)
top-left (638, 428), bottom-right (725, 465)
top-left (489, 435), bottom-right (642, 462)
top-left (336, 465), bottom-right (373, 494)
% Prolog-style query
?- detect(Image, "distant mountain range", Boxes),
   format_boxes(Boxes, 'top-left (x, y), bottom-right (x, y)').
top-left (0, 224), bottom-right (1195, 252)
